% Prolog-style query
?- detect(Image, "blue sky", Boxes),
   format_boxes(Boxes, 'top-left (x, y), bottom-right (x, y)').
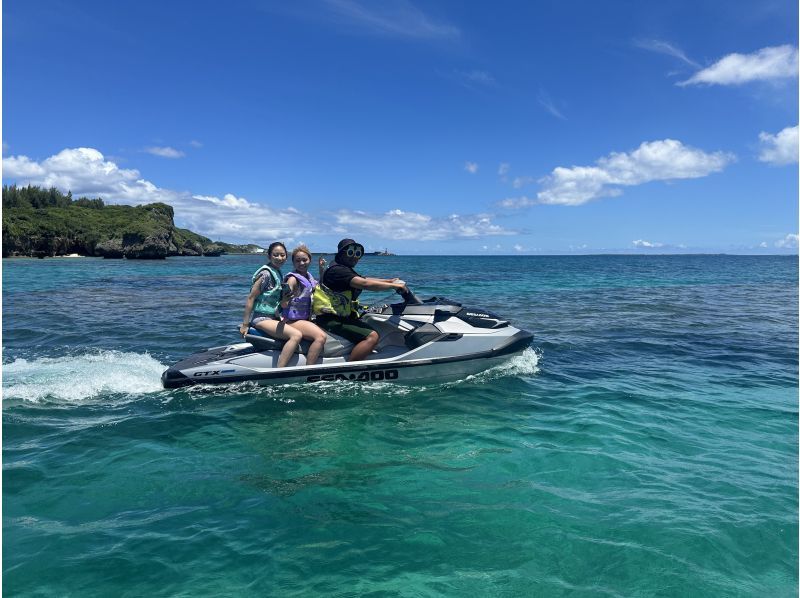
top-left (3, 0), bottom-right (798, 254)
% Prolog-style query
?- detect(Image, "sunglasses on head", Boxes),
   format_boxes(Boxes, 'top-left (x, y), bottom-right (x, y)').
top-left (344, 244), bottom-right (364, 258)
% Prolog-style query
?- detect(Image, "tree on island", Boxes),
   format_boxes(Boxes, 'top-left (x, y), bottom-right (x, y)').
top-left (2, 184), bottom-right (261, 258)
top-left (3, 184), bottom-right (105, 210)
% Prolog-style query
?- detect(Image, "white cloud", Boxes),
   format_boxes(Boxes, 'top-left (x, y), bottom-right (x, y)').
top-left (633, 239), bottom-right (664, 248)
top-left (1, 148), bottom-right (314, 239)
top-left (180, 200), bottom-right (314, 240)
top-left (2, 146), bottom-right (513, 244)
top-left (775, 234), bottom-right (799, 249)
top-left (498, 162), bottom-right (510, 183)
top-left (498, 196), bottom-right (537, 209)
top-left (512, 176), bottom-right (535, 189)
top-left (189, 140), bottom-right (203, 148)
top-left (192, 193), bottom-right (255, 209)
top-left (2, 141), bottom-right (8, 155)
top-left (634, 39), bottom-right (700, 68)
top-left (528, 139), bottom-right (734, 207)
top-left (3, 154), bottom-right (46, 178)
top-left (322, 0), bottom-right (459, 40)
top-left (455, 70), bottom-right (495, 86)
top-left (537, 89), bottom-right (566, 120)
top-left (513, 243), bottom-right (525, 252)
top-left (758, 125), bottom-right (798, 165)
top-left (333, 208), bottom-right (514, 241)
top-left (464, 161), bottom-right (479, 174)
top-left (679, 45), bottom-right (798, 86)
top-left (145, 146), bottom-right (185, 159)
top-left (2, 148), bottom-right (172, 202)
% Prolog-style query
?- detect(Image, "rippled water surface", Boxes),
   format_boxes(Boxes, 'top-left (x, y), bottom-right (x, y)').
top-left (4, 255), bottom-right (798, 596)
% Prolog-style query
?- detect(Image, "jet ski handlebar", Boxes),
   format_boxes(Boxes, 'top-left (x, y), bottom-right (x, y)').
top-left (397, 286), bottom-right (422, 305)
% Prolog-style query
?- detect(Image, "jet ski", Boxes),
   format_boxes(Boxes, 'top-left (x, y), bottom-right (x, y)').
top-left (161, 288), bottom-right (533, 389)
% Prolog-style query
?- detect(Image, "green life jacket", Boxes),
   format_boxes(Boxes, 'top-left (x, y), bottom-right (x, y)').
top-left (252, 264), bottom-right (282, 317)
top-left (311, 283), bottom-right (354, 318)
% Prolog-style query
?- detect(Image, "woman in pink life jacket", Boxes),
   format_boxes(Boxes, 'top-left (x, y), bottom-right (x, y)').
top-left (280, 245), bottom-right (327, 365)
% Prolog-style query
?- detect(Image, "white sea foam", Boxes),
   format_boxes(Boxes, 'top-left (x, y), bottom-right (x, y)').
top-left (0, 347), bottom-right (540, 404)
top-left (465, 347), bottom-right (541, 382)
top-left (3, 350), bottom-right (167, 403)
top-left (498, 347), bottom-right (541, 376)
top-left (186, 379), bottom-right (419, 400)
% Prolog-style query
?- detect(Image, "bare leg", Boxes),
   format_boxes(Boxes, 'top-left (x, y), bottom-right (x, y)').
top-left (253, 320), bottom-right (303, 368)
top-left (286, 320), bottom-right (327, 365)
top-left (348, 331), bottom-right (379, 362)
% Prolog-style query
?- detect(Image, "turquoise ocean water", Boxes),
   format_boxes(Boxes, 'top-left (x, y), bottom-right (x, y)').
top-left (3, 254), bottom-right (798, 596)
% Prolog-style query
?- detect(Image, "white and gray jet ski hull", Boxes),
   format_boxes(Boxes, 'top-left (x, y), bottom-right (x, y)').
top-left (162, 295), bottom-right (533, 389)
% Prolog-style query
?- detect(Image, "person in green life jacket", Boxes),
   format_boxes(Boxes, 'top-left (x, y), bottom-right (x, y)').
top-left (314, 238), bottom-right (408, 362)
top-left (239, 241), bottom-right (303, 368)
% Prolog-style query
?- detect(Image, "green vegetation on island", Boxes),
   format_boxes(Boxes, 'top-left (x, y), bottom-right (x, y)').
top-left (2, 185), bottom-right (263, 259)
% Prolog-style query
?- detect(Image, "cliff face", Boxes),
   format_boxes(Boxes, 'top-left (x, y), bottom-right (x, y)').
top-left (2, 202), bottom-right (224, 259)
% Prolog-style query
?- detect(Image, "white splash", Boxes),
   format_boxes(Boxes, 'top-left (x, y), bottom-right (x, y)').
top-left (3, 350), bottom-right (167, 403)
top-left (498, 347), bottom-right (541, 376)
top-left (467, 347), bottom-right (541, 382)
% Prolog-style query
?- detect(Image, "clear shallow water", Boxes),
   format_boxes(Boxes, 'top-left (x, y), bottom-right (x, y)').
top-left (3, 254), bottom-right (798, 596)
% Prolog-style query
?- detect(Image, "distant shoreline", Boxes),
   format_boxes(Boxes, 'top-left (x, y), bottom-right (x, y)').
top-left (3, 252), bottom-right (795, 260)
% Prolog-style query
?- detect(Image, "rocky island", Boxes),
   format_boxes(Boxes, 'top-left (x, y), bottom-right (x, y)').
top-left (2, 184), bottom-right (261, 259)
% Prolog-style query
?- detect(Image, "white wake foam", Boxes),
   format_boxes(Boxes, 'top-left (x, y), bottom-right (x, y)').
top-left (3, 350), bottom-right (167, 403)
top-left (465, 347), bottom-right (541, 382)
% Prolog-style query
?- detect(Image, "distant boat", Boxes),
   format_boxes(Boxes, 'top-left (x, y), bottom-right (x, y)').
top-left (369, 248), bottom-right (395, 256)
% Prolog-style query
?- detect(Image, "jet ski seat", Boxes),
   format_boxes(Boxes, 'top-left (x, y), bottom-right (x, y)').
top-left (245, 327), bottom-right (353, 358)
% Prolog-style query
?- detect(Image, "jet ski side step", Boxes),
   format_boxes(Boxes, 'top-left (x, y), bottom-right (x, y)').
top-left (245, 329), bottom-right (353, 358)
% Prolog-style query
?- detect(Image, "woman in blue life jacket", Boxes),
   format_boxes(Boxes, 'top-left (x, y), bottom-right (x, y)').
top-left (280, 245), bottom-right (327, 365)
top-left (239, 242), bottom-right (303, 368)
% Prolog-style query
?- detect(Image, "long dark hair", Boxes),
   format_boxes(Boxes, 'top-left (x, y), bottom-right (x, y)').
top-left (267, 242), bottom-right (286, 260)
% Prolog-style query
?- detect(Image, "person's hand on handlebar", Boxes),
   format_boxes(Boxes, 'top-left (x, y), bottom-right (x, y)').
top-left (392, 280), bottom-right (409, 295)
top-left (351, 276), bottom-right (408, 294)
